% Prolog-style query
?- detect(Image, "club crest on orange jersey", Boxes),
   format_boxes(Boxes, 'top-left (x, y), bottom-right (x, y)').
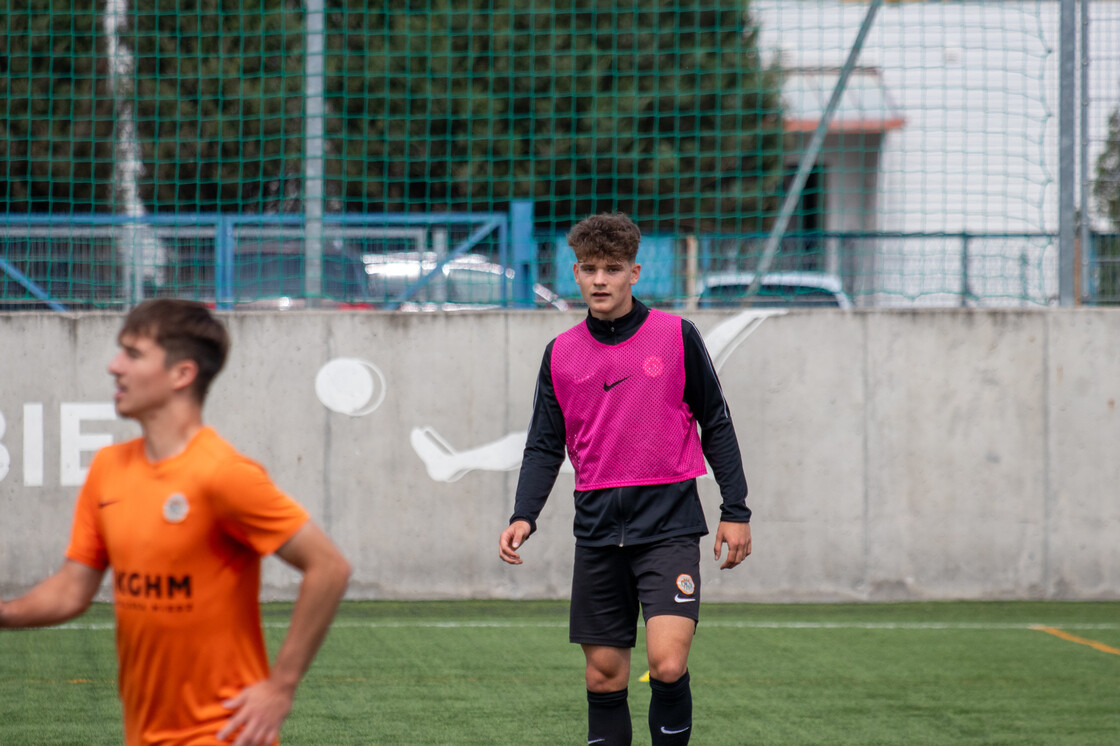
top-left (676, 574), bottom-right (695, 595)
top-left (162, 493), bottom-right (189, 523)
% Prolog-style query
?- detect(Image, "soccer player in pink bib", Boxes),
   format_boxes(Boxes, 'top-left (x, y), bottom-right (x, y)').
top-left (499, 212), bottom-right (752, 745)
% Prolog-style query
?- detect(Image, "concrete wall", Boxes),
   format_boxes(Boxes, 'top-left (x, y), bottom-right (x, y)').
top-left (1, 309), bottom-right (1118, 602)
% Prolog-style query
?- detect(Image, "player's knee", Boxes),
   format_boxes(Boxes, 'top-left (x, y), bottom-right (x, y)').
top-left (586, 662), bottom-right (628, 692)
top-left (648, 656), bottom-right (688, 683)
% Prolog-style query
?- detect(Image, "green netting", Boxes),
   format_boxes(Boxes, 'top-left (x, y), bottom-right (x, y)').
top-left (1089, 2), bottom-right (1120, 303)
top-left (1, 0), bottom-right (1117, 310)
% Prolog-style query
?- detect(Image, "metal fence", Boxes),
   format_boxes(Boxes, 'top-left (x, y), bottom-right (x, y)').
top-left (1083, 0), bottom-right (1120, 303)
top-left (2, 210), bottom-right (1093, 311)
top-left (2, 0), bottom-right (1119, 309)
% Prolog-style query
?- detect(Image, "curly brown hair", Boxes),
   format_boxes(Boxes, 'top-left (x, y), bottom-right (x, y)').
top-left (566, 212), bottom-right (641, 263)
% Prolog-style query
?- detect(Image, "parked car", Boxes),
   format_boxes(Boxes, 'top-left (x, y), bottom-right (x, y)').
top-left (696, 271), bottom-right (853, 309)
top-left (363, 252), bottom-right (570, 311)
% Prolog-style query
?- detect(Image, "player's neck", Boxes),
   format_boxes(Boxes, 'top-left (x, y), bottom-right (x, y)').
top-left (138, 400), bottom-right (205, 463)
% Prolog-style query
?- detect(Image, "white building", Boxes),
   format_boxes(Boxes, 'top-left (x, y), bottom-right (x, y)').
top-left (754, 0), bottom-right (1120, 306)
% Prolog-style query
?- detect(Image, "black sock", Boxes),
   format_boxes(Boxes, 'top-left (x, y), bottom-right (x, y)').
top-left (649, 671), bottom-right (692, 745)
top-left (587, 687), bottom-right (632, 746)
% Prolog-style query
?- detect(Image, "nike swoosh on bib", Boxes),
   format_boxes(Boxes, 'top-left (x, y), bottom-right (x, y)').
top-left (603, 376), bottom-right (630, 391)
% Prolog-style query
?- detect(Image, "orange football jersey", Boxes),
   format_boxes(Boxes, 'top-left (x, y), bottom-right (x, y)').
top-left (67, 427), bottom-right (309, 745)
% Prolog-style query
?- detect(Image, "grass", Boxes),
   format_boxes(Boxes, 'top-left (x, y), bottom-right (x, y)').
top-left (2, 601), bottom-right (1119, 744)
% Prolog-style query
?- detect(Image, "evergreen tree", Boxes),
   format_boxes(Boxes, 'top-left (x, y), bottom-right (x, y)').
top-left (129, 0), bottom-right (306, 213)
top-left (330, 0), bottom-right (786, 232)
top-left (1095, 107), bottom-right (1120, 229)
top-left (2, 0), bottom-right (786, 231)
top-left (1093, 107), bottom-right (1120, 303)
top-left (0, 3), bottom-right (115, 212)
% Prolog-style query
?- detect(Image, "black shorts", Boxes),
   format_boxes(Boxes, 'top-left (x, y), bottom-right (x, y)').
top-left (569, 535), bottom-right (701, 648)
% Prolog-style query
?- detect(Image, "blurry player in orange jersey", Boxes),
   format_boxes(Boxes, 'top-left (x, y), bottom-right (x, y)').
top-left (0, 299), bottom-right (351, 746)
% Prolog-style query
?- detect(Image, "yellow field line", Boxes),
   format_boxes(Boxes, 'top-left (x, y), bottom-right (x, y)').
top-left (1032, 625), bottom-right (1120, 656)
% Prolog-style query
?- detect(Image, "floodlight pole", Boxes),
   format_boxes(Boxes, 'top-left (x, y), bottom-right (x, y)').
top-left (1058, 0), bottom-right (1077, 306)
top-left (304, 0), bottom-right (325, 307)
top-left (747, 0), bottom-right (882, 300)
top-left (1077, 0), bottom-right (1090, 304)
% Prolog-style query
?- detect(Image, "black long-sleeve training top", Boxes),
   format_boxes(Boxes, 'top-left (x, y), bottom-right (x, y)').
top-left (510, 299), bottom-right (751, 548)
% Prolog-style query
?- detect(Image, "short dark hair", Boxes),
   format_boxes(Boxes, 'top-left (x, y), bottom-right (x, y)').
top-left (119, 299), bottom-right (230, 404)
top-left (567, 212), bottom-right (641, 263)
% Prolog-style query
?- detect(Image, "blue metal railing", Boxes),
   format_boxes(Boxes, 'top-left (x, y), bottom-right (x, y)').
top-left (4, 212), bottom-right (1117, 308)
top-left (0, 207), bottom-right (536, 310)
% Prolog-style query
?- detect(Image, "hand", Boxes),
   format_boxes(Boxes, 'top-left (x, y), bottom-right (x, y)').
top-left (217, 678), bottom-right (295, 745)
top-left (499, 521), bottom-right (532, 565)
top-left (713, 521), bottom-right (751, 570)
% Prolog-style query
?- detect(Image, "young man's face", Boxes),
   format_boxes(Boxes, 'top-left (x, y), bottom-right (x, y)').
top-left (573, 256), bottom-right (641, 321)
top-left (107, 333), bottom-right (189, 419)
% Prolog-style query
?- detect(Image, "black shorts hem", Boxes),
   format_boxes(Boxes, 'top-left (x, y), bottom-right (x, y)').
top-left (642, 608), bottom-right (701, 624)
top-left (569, 634), bottom-right (638, 648)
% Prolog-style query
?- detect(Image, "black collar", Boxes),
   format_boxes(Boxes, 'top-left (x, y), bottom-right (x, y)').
top-left (585, 299), bottom-right (650, 345)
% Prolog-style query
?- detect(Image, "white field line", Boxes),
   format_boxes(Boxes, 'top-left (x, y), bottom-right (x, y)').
top-left (45, 620), bottom-right (1120, 632)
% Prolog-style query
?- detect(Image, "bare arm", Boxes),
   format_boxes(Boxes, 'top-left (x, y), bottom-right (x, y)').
top-left (0, 560), bottom-right (104, 628)
top-left (217, 521), bottom-right (351, 746)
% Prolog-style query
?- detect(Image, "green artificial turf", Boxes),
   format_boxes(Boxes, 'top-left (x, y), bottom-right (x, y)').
top-left (2, 601), bottom-right (1118, 745)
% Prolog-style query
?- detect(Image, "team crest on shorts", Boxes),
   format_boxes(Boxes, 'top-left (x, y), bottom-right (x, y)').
top-left (675, 573), bottom-right (695, 595)
top-left (163, 493), bottom-right (189, 523)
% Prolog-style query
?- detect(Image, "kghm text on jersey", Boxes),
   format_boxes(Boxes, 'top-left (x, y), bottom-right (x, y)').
top-left (116, 571), bottom-right (192, 599)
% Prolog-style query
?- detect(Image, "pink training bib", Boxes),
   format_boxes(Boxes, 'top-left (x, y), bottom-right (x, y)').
top-left (551, 309), bottom-right (706, 490)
